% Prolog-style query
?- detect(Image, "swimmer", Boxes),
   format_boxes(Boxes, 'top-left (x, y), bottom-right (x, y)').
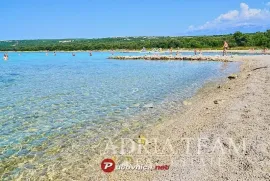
top-left (3, 54), bottom-right (8, 60)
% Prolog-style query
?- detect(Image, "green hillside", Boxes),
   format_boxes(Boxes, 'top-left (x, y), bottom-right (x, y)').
top-left (1, 30), bottom-right (269, 51)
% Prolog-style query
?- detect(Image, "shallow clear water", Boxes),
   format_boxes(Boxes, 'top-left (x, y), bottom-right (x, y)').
top-left (0, 52), bottom-right (240, 179)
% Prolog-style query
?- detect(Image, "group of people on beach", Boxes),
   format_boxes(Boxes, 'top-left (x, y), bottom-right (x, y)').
top-left (192, 41), bottom-right (229, 56)
top-left (3, 53), bottom-right (8, 60)
top-left (194, 49), bottom-right (203, 56)
top-left (195, 41), bottom-right (229, 56)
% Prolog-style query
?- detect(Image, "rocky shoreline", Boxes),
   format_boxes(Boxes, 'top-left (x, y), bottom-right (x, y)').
top-left (108, 55), bottom-right (234, 62)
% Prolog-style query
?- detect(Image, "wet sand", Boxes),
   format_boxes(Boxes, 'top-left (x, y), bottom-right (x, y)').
top-left (99, 55), bottom-right (270, 180)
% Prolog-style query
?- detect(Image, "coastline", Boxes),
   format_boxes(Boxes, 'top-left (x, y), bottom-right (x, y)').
top-left (1, 54), bottom-right (269, 180)
top-left (97, 55), bottom-right (270, 180)
top-left (0, 49), bottom-right (269, 54)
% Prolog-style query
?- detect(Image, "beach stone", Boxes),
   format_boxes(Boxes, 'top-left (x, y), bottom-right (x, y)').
top-left (228, 74), bottom-right (238, 80)
top-left (247, 73), bottom-right (252, 78)
top-left (214, 99), bottom-right (225, 104)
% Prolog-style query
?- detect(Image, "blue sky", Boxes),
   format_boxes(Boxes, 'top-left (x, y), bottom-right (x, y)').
top-left (1, 0), bottom-right (270, 40)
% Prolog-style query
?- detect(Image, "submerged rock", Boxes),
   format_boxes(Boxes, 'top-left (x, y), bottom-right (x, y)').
top-left (143, 103), bottom-right (154, 108)
top-left (132, 103), bottom-right (140, 107)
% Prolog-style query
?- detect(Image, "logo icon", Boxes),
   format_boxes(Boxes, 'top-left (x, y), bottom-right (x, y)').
top-left (101, 159), bottom-right (115, 173)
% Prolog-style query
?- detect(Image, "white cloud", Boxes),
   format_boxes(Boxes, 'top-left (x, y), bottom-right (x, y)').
top-left (188, 3), bottom-right (270, 32)
top-left (217, 10), bottom-right (239, 21)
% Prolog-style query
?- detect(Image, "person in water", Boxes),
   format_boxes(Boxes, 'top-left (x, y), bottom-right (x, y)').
top-left (223, 41), bottom-right (229, 56)
top-left (89, 51), bottom-right (92, 56)
top-left (54, 52), bottom-right (56, 56)
top-left (3, 54), bottom-right (8, 60)
top-left (194, 49), bottom-right (197, 55)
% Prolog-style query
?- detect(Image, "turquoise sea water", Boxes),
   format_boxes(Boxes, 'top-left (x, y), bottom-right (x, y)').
top-left (0, 52), bottom-right (240, 179)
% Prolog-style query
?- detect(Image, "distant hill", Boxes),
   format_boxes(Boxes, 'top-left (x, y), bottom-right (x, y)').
top-left (0, 30), bottom-right (269, 51)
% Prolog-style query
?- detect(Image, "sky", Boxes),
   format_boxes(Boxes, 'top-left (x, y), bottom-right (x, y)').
top-left (1, 0), bottom-right (270, 40)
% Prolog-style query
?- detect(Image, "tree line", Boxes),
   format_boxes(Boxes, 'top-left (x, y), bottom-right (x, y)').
top-left (0, 30), bottom-right (269, 51)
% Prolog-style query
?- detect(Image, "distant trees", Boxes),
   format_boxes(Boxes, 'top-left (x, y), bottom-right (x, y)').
top-left (233, 31), bottom-right (247, 46)
top-left (0, 30), bottom-right (270, 51)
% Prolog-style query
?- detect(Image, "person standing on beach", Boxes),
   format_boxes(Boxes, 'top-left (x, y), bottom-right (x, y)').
top-left (262, 48), bottom-right (268, 55)
top-left (223, 41), bottom-right (229, 56)
top-left (194, 49), bottom-right (197, 55)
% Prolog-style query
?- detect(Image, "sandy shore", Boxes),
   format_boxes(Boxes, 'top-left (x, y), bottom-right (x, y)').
top-left (150, 55), bottom-right (270, 180)
top-left (97, 55), bottom-right (270, 181)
